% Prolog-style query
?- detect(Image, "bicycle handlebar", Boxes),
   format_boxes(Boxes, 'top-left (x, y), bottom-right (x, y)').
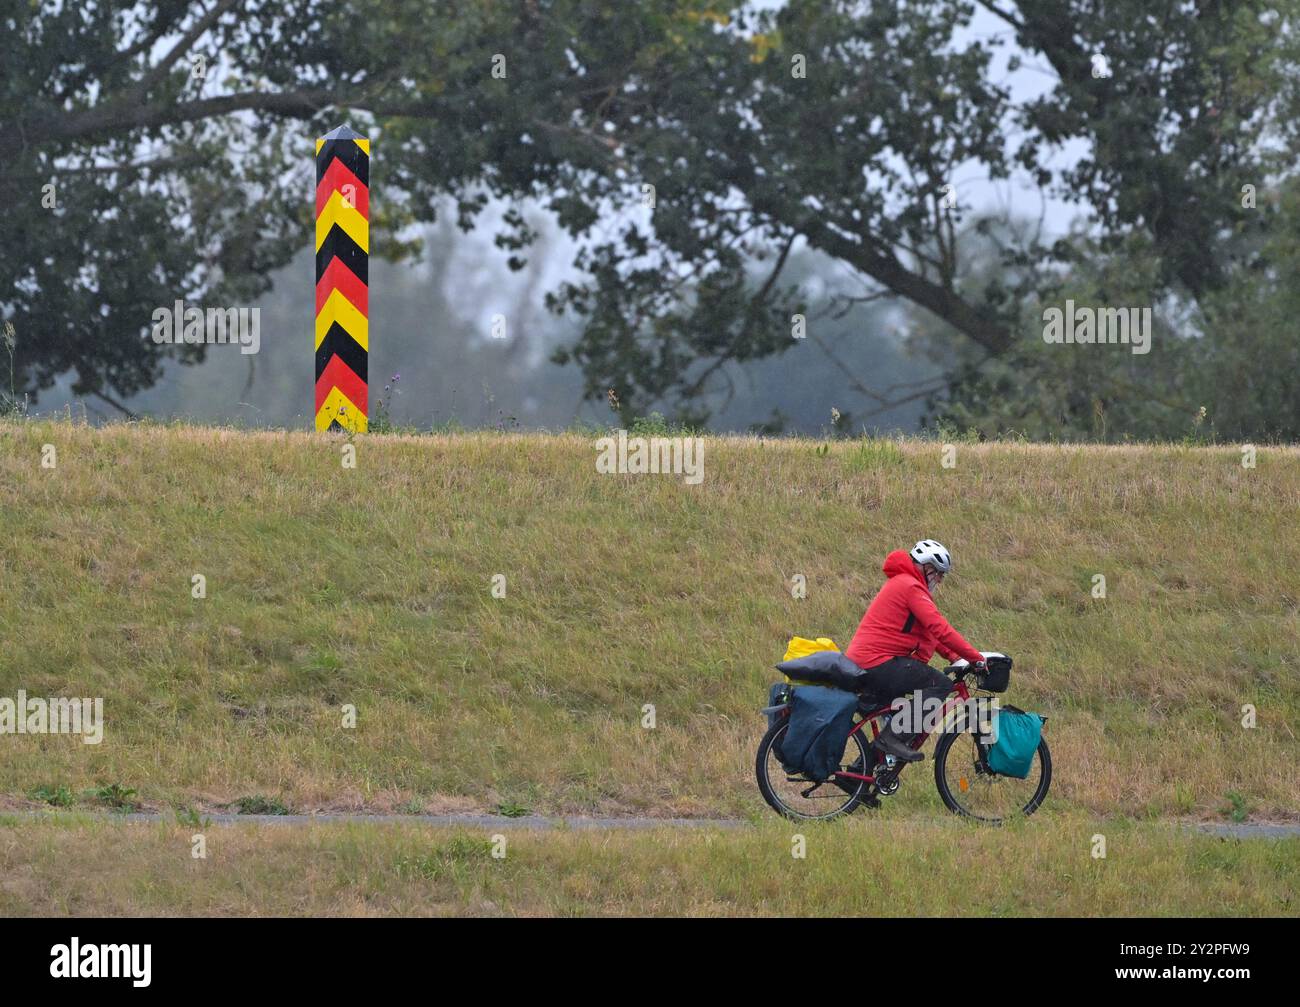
top-left (945, 661), bottom-right (986, 681)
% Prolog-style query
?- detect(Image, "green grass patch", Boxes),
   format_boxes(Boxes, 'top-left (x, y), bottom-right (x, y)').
top-left (27, 784), bottom-right (75, 808)
top-left (232, 795), bottom-right (292, 816)
top-left (0, 814), bottom-right (1294, 916)
top-left (0, 421), bottom-right (1297, 823)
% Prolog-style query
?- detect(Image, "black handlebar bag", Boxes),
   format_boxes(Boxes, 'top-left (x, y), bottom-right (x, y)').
top-left (979, 654), bottom-right (1013, 692)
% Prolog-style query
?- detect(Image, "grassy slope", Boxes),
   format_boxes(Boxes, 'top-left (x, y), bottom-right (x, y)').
top-left (1, 814), bottom-right (1296, 916)
top-left (1, 420), bottom-right (1298, 823)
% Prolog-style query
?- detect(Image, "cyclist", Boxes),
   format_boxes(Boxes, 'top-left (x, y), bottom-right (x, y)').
top-left (844, 540), bottom-right (985, 764)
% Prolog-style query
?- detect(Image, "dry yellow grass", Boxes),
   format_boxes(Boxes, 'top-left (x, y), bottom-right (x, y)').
top-left (0, 419), bottom-right (1297, 821)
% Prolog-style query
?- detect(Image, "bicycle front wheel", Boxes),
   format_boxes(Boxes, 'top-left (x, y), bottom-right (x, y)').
top-left (933, 730), bottom-right (1051, 822)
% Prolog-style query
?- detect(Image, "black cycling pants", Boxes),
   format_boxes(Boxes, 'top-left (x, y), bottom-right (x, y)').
top-left (859, 656), bottom-right (953, 738)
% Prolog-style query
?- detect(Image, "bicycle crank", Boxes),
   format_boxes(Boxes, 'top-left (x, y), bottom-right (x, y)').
top-left (874, 765), bottom-right (902, 796)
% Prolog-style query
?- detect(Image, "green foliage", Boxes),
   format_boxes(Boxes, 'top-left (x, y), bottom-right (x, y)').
top-left (28, 783), bottom-right (74, 808)
top-left (843, 438), bottom-right (905, 472)
top-left (1185, 179), bottom-right (1300, 440)
top-left (394, 851), bottom-right (443, 881)
top-left (1221, 791), bottom-right (1250, 824)
top-left (547, 1), bottom-right (1300, 426)
top-left (493, 800), bottom-right (532, 819)
top-left (395, 836), bottom-right (496, 881)
top-left (440, 836), bottom-right (496, 860)
top-left (914, 224), bottom-right (1186, 441)
top-left (92, 783), bottom-right (139, 811)
top-left (233, 795), bottom-right (292, 816)
top-left (929, 418), bottom-right (983, 445)
top-left (919, 181), bottom-right (1300, 442)
top-left (626, 411), bottom-right (697, 437)
top-left (7, 1), bottom-right (1298, 441)
top-left (174, 805), bottom-right (211, 828)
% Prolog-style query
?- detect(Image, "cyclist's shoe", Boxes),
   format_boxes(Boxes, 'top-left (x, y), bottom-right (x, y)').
top-left (874, 724), bottom-right (923, 763)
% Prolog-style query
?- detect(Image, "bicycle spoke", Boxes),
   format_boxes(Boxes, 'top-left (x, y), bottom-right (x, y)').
top-left (940, 733), bottom-right (1045, 822)
top-left (761, 721), bottom-right (868, 820)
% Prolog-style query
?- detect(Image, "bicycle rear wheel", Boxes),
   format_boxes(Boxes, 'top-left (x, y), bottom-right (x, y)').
top-left (755, 718), bottom-right (871, 821)
top-left (933, 729), bottom-right (1051, 822)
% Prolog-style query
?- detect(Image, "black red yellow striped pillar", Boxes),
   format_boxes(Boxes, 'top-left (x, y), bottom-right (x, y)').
top-left (315, 124), bottom-right (370, 431)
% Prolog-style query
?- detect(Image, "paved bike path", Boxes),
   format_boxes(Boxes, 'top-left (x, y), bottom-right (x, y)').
top-left (8, 810), bottom-right (1300, 837)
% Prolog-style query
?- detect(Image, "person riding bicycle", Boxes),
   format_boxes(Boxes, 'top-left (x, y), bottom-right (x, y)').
top-left (844, 540), bottom-right (985, 765)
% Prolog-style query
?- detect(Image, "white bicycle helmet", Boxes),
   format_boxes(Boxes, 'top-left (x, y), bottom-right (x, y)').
top-left (910, 539), bottom-right (952, 575)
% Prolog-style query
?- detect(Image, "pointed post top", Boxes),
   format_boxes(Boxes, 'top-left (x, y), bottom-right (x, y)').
top-left (320, 123), bottom-right (367, 141)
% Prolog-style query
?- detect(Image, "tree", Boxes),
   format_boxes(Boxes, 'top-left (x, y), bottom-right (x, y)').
top-left (544, 0), bottom-right (1300, 421)
top-left (3, 0), bottom-right (527, 409)
top-left (4, 0), bottom-right (1297, 432)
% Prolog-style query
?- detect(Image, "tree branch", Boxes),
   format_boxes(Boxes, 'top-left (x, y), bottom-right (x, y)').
top-left (130, 0), bottom-right (246, 102)
top-left (790, 209), bottom-right (1013, 353)
top-left (25, 87), bottom-right (362, 145)
top-left (90, 389), bottom-right (139, 420)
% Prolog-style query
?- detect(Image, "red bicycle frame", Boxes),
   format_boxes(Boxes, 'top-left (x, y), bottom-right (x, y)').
top-left (833, 677), bottom-right (972, 785)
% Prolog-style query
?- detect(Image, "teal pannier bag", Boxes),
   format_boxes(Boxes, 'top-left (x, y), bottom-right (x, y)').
top-left (987, 705), bottom-right (1044, 778)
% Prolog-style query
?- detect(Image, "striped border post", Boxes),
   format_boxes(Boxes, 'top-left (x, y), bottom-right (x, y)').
top-left (314, 124), bottom-right (370, 432)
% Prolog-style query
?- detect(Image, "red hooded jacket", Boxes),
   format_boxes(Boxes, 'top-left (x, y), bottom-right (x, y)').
top-left (844, 549), bottom-right (984, 669)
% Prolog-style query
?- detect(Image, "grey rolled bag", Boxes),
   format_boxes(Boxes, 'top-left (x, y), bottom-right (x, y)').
top-left (771, 651), bottom-right (870, 781)
top-left (776, 650), bottom-right (871, 692)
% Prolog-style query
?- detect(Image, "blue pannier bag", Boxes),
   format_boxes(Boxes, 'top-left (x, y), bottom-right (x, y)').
top-left (763, 682), bottom-right (793, 730)
top-left (987, 705), bottom-right (1043, 778)
top-left (778, 685), bottom-right (858, 781)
